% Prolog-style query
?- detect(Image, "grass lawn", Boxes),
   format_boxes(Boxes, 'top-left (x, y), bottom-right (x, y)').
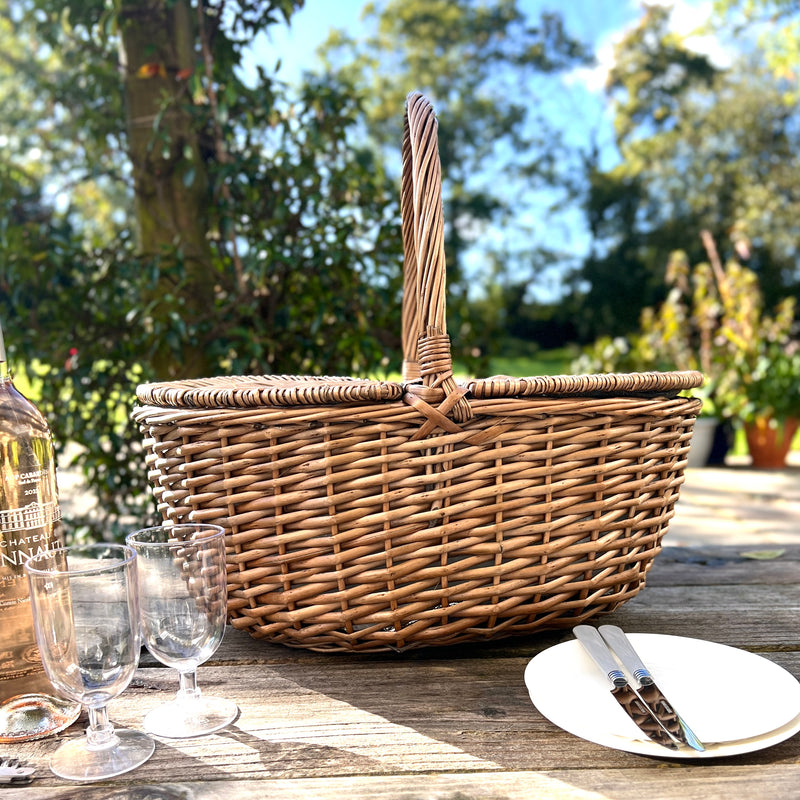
top-left (485, 346), bottom-right (578, 377)
top-left (454, 345), bottom-right (579, 379)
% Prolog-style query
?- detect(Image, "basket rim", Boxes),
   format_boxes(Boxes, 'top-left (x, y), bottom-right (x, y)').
top-left (134, 370), bottom-right (704, 409)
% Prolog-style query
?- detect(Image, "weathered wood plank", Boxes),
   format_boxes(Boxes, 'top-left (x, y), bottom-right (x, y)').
top-left (10, 765), bottom-right (800, 800)
top-left (646, 545), bottom-right (800, 586)
top-left (10, 645), bottom-right (800, 791)
top-left (3, 546), bottom-right (800, 798)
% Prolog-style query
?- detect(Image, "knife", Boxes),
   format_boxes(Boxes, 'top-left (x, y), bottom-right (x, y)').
top-left (599, 625), bottom-right (706, 752)
top-left (573, 625), bottom-right (679, 751)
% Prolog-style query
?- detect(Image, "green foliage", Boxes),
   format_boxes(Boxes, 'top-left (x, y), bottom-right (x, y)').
top-left (318, 0), bottom-right (593, 367)
top-left (714, 0), bottom-right (800, 100)
top-left (574, 232), bottom-right (800, 423)
top-left (711, 258), bottom-right (800, 422)
top-left (608, 4), bottom-right (718, 144)
top-left (729, 339), bottom-right (800, 422)
top-left (6, 0), bottom-right (800, 540)
top-left (1, 0), bottom-right (403, 541)
top-left (573, 3), bottom-right (800, 342)
top-left (482, 344), bottom-right (576, 379)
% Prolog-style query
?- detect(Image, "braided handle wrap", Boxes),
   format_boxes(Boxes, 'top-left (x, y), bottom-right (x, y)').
top-left (401, 92), bottom-right (472, 424)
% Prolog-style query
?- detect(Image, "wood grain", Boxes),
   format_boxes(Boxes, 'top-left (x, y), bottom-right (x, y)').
top-left (3, 545), bottom-right (799, 799)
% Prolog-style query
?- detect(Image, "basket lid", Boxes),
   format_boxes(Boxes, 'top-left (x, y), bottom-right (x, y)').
top-left (466, 370), bottom-right (704, 399)
top-left (135, 370), bottom-right (703, 409)
top-left (135, 374), bottom-right (405, 409)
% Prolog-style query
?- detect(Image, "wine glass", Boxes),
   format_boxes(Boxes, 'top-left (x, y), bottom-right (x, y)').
top-left (24, 544), bottom-right (154, 781)
top-left (126, 524), bottom-right (238, 738)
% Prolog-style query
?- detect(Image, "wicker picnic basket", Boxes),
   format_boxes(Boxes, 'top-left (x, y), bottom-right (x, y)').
top-left (133, 92), bottom-right (703, 652)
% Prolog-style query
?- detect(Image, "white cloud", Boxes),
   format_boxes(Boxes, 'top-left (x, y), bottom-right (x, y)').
top-left (563, 0), bottom-right (731, 94)
top-left (563, 33), bottom-right (618, 93)
top-left (668, 0), bottom-right (733, 67)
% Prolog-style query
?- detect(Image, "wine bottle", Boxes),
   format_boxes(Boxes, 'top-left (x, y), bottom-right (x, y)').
top-left (0, 321), bottom-right (81, 742)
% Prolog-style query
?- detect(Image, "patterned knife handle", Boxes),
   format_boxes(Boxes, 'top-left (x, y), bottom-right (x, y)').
top-left (599, 624), bottom-right (706, 752)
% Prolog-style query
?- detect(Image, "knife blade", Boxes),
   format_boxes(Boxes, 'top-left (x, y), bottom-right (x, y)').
top-left (573, 625), bottom-right (679, 751)
top-left (599, 625), bottom-right (705, 752)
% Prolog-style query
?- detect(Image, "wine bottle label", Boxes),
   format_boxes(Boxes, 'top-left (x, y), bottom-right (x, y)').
top-left (0, 500), bottom-right (60, 532)
top-left (0, 501), bottom-right (61, 532)
top-left (0, 642), bottom-right (40, 678)
top-left (0, 509), bottom-right (61, 692)
top-left (0, 502), bottom-right (60, 588)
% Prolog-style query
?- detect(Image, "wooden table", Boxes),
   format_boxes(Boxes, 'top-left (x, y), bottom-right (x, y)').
top-left (5, 544), bottom-right (800, 799)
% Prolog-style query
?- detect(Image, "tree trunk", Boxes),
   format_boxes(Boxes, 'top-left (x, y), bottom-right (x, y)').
top-left (118, 0), bottom-right (215, 379)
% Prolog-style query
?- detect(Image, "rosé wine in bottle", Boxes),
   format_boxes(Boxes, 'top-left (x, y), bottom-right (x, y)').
top-left (0, 321), bottom-right (80, 742)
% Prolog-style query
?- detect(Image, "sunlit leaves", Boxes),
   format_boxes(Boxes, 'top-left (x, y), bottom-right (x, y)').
top-left (316, 0), bottom-right (593, 369)
top-left (576, 2), bottom-right (800, 340)
top-left (1, 0), bottom-right (405, 540)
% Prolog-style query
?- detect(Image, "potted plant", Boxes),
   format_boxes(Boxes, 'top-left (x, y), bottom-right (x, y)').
top-left (739, 345), bottom-right (800, 468)
top-left (572, 246), bottom-right (729, 466)
top-left (714, 325), bottom-right (800, 469)
top-left (574, 231), bottom-right (799, 468)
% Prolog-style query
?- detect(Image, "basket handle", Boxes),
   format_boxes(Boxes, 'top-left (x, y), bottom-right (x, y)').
top-left (401, 92), bottom-right (472, 424)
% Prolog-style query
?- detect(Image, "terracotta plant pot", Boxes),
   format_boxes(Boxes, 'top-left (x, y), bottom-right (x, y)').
top-left (744, 417), bottom-right (799, 469)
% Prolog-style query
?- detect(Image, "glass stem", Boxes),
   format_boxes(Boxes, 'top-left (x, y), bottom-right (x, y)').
top-left (177, 670), bottom-right (201, 705)
top-left (85, 705), bottom-right (119, 751)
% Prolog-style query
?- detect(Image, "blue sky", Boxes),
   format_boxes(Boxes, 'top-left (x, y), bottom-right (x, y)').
top-left (255, 0), bottom-right (723, 163)
top-left (252, 1), bottom-right (723, 301)
top-left (261, 0), bottom-right (645, 85)
top-left (262, 0), bottom-right (722, 87)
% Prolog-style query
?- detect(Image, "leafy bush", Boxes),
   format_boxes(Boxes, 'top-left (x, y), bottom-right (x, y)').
top-left (573, 232), bottom-right (800, 423)
top-left (1, 3), bottom-right (404, 542)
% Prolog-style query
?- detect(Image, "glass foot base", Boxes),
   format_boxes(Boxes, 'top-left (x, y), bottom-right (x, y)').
top-left (0, 693), bottom-right (81, 743)
top-left (49, 728), bottom-right (155, 781)
top-left (144, 696), bottom-right (238, 738)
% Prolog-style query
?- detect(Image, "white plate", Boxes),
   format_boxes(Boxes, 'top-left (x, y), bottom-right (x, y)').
top-left (525, 632), bottom-right (800, 758)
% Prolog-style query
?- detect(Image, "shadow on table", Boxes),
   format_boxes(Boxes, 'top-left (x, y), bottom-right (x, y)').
top-left (262, 629), bottom-right (800, 776)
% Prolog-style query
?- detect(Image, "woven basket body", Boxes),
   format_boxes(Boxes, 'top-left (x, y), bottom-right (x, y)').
top-left (133, 94), bottom-right (703, 652)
